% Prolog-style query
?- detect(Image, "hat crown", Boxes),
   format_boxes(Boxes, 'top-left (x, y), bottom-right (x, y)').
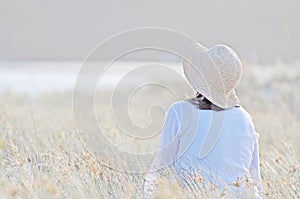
top-left (207, 44), bottom-right (242, 93)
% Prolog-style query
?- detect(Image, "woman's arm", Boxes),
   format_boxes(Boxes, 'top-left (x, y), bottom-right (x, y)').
top-left (144, 106), bottom-right (180, 198)
top-left (249, 140), bottom-right (262, 197)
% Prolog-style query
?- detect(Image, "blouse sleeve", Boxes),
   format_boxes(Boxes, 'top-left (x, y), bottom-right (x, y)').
top-left (247, 114), bottom-right (262, 197)
top-left (153, 106), bottom-right (180, 167)
top-left (143, 106), bottom-right (180, 198)
top-left (249, 138), bottom-right (263, 197)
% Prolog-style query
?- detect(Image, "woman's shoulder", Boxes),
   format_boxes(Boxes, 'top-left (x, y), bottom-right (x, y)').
top-left (170, 100), bottom-right (192, 108)
top-left (231, 106), bottom-right (260, 140)
top-left (168, 100), bottom-right (195, 113)
top-left (231, 106), bottom-right (253, 120)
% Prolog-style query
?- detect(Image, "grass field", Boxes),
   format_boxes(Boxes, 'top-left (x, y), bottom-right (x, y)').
top-left (0, 64), bottom-right (299, 198)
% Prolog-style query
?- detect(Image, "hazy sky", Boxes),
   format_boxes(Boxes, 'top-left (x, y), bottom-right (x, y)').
top-left (1, 0), bottom-right (299, 63)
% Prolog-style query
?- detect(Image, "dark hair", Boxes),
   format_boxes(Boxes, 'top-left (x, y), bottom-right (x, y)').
top-left (187, 92), bottom-right (224, 111)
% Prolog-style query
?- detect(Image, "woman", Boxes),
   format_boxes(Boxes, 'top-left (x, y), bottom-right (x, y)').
top-left (144, 44), bottom-right (262, 198)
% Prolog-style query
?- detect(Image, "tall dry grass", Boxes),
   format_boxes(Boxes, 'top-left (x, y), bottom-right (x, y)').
top-left (0, 64), bottom-right (299, 198)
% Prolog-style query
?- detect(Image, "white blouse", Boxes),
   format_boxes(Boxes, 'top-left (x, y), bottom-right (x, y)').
top-left (144, 101), bottom-right (262, 198)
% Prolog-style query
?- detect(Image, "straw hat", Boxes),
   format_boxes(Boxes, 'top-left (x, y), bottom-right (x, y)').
top-left (183, 43), bottom-right (243, 109)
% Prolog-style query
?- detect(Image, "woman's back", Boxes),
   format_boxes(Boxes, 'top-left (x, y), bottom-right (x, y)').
top-left (145, 101), bottom-right (261, 197)
top-left (171, 101), bottom-right (259, 188)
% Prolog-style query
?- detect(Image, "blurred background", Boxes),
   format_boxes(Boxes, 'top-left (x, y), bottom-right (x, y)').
top-left (1, 0), bottom-right (300, 63)
top-left (1, 0), bottom-right (300, 94)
